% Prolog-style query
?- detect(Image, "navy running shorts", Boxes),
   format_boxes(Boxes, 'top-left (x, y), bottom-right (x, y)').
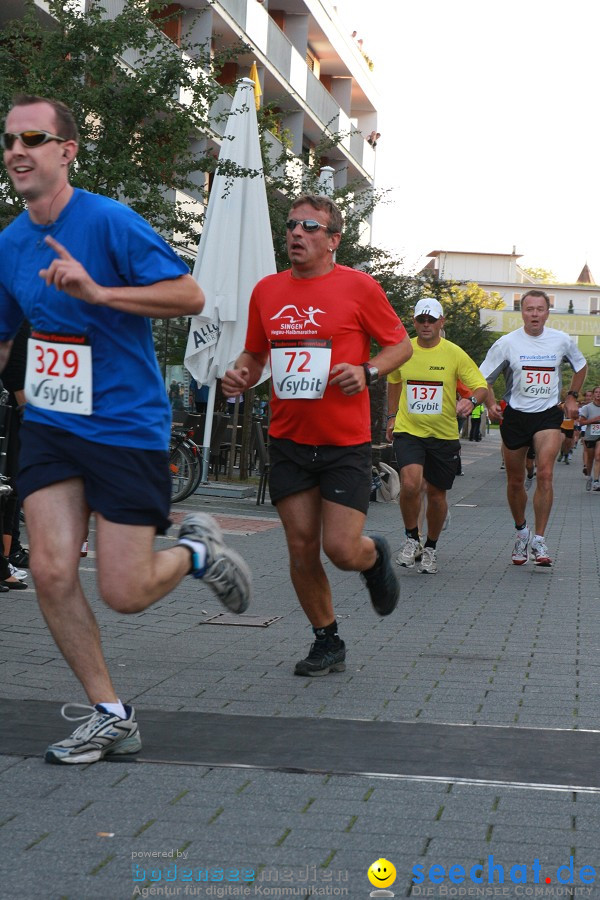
top-left (268, 437), bottom-right (372, 513)
top-left (500, 405), bottom-right (563, 451)
top-left (393, 432), bottom-right (460, 491)
top-left (17, 422), bottom-right (172, 534)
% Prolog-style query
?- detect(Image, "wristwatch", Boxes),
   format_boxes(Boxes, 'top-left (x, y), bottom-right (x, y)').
top-left (567, 390), bottom-right (579, 399)
top-left (468, 396), bottom-right (478, 406)
top-left (362, 363), bottom-right (379, 386)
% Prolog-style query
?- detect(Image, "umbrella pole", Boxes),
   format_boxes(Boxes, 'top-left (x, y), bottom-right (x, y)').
top-left (201, 381), bottom-right (217, 483)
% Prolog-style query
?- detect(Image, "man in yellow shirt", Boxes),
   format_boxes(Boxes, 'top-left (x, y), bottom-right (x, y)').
top-left (386, 299), bottom-right (488, 574)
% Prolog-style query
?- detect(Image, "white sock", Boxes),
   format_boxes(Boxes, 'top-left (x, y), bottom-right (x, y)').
top-left (534, 534), bottom-right (544, 544)
top-left (178, 539), bottom-right (208, 573)
top-left (517, 526), bottom-right (529, 540)
top-left (97, 700), bottom-right (127, 719)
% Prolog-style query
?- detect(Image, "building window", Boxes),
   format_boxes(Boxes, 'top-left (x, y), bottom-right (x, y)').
top-left (591, 298), bottom-right (599, 315)
top-left (306, 48), bottom-right (320, 78)
top-left (547, 294), bottom-right (555, 309)
top-left (594, 336), bottom-right (600, 346)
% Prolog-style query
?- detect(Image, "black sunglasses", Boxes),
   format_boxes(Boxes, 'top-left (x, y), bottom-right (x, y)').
top-left (286, 218), bottom-right (333, 234)
top-left (415, 315), bottom-right (438, 324)
top-left (1, 130), bottom-right (67, 151)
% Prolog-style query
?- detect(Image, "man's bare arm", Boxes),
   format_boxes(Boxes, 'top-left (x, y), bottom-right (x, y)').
top-left (222, 350), bottom-right (269, 397)
top-left (0, 341), bottom-right (14, 374)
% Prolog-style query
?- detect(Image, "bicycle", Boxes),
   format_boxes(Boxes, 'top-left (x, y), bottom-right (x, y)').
top-left (169, 425), bottom-right (202, 502)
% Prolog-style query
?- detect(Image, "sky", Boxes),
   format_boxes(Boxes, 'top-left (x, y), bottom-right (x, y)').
top-left (336, 0), bottom-right (600, 284)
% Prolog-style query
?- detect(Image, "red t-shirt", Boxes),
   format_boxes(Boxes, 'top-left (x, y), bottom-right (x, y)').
top-left (245, 265), bottom-right (407, 445)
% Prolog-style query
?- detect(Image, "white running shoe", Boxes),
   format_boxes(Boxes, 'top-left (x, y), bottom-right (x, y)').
top-left (530, 536), bottom-right (552, 567)
top-left (178, 512), bottom-right (252, 614)
top-left (8, 563), bottom-right (27, 580)
top-left (396, 537), bottom-right (422, 568)
top-left (525, 476), bottom-right (535, 492)
top-left (418, 546), bottom-right (437, 574)
top-left (594, 481), bottom-right (600, 492)
top-left (511, 530), bottom-right (530, 565)
top-left (586, 476), bottom-right (593, 492)
top-left (45, 703), bottom-right (141, 765)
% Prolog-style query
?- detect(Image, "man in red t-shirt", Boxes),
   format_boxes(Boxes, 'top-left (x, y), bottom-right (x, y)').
top-left (222, 194), bottom-right (412, 676)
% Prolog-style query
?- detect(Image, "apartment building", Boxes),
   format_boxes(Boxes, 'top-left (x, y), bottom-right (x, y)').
top-left (425, 249), bottom-right (600, 361)
top-left (0, 1), bottom-right (379, 223)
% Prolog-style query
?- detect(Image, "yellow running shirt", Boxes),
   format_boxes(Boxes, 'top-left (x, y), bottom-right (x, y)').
top-left (387, 337), bottom-right (487, 440)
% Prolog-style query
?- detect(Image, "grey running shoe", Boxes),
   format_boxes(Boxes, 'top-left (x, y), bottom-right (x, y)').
top-left (396, 536), bottom-right (422, 568)
top-left (525, 475), bottom-right (534, 492)
top-left (418, 546), bottom-right (438, 574)
top-left (178, 513), bottom-right (252, 614)
top-left (511, 530), bottom-right (530, 565)
top-left (45, 703), bottom-right (141, 765)
top-left (530, 536), bottom-right (552, 566)
top-left (594, 481), bottom-right (600, 492)
top-left (294, 638), bottom-right (346, 677)
top-left (586, 475), bottom-right (593, 492)
top-left (361, 535), bottom-right (400, 616)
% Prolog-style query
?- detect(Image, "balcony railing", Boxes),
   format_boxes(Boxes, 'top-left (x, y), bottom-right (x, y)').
top-left (266, 16), bottom-right (292, 80)
top-left (306, 68), bottom-right (339, 132)
top-left (217, 0), bottom-right (248, 28)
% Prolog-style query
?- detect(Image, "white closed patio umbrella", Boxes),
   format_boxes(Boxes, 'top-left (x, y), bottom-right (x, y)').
top-left (184, 77), bottom-right (276, 480)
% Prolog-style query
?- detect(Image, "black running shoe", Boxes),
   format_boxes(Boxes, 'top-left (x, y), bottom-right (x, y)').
top-left (294, 638), bottom-right (346, 677)
top-left (9, 547), bottom-right (29, 568)
top-left (361, 535), bottom-right (400, 616)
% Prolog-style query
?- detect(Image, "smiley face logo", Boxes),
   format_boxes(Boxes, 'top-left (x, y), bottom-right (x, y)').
top-left (368, 858), bottom-right (397, 889)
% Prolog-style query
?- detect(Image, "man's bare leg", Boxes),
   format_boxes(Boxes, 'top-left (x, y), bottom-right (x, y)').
top-left (26, 479), bottom-right (194, 704)
top-left (502, 445), bottom-right (529, 526)
top-left (531, 429), bottom-right (563, 536)
top-left (276, 488), bottom-right (334, 628)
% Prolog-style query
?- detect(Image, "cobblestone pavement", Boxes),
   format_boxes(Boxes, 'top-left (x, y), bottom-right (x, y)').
top-left (1, 432), bottom-right (599, 899)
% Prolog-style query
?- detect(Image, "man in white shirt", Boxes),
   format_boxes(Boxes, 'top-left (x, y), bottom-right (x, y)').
top-left (481, 290), bottom-right (587, 567)
top-left (580, 386), bottom-right (600, 491)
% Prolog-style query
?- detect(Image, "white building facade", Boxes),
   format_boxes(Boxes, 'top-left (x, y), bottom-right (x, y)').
top-left (426, 250), bottom-right (600, 360)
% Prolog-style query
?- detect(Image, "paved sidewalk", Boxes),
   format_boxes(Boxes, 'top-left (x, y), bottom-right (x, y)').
top-left (1, 431), bottom-right (600, 899)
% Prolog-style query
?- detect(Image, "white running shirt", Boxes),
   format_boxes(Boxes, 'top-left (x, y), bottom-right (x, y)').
top-left (480, 326), bottom-right (587, 413)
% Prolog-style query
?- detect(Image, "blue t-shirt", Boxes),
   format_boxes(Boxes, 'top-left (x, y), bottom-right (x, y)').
top-left (0, 189), bottom-right (188, 449)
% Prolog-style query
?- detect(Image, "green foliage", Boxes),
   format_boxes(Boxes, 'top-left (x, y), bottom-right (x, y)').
top-left (0, 0), bottom-right (252, 249)
top-left (522, 267), bottom-right (558, 283)
top-left (583, 356), bottom-right (600, 392)
top-left (420, 276), bottom-right (504, 363)
top-left (0, 0), bottom-right (258, 373)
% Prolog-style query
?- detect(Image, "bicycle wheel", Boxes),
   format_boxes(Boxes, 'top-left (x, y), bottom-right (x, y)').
top-left (187, 439), bottom-right (204, 495)
top-left (169, 442), bottom-right (197, 503)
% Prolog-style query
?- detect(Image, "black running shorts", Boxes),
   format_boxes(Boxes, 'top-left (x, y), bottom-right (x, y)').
top-left (500, 405), bottom-right (563, 451)
top-left (393, 432), bottom-right (460, 491)
top-left (268, 438), bottom-right (372, 513)
top-left (17, 422), bottom-right (172, 533)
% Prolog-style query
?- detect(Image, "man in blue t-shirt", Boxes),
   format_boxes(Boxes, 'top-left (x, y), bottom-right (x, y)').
top-left (0, 94), bottom-right (252, 764)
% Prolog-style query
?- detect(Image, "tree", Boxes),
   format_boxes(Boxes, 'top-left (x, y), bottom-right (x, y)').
top-left (522, 267), bottom-right (558, 283)
top-left (420, 276), bottom-right (504, 363)
top-left (0, 0), bottom-right (252, 243)
top-left (0, 0), bottom-right (255, 372)
top-left (583, 356), bottom-right (600, 392)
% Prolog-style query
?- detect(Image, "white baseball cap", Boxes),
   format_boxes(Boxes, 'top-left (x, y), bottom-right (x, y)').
top-left (414, 298), bottom-right (444, 319)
